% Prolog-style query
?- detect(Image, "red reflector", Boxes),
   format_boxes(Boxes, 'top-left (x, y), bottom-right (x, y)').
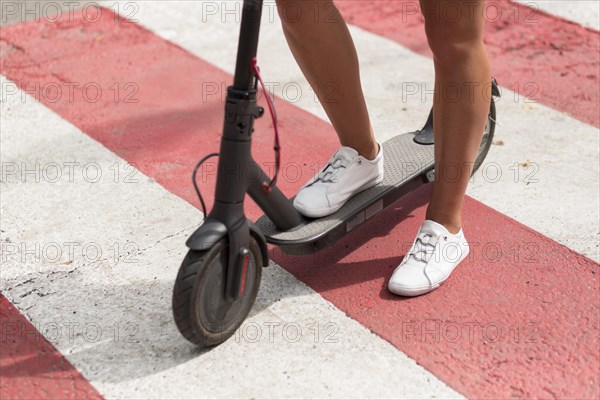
top-left (239, 254), bottom-right (250, 296)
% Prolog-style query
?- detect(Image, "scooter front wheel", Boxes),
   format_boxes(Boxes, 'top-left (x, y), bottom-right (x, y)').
top-left (172, 237), bottom-right (262, 347)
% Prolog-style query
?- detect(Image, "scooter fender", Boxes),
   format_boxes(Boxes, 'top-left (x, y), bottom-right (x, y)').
top-left (185, 218), bottom-right (269, 267)
top-left (247, 220), bottom-right (270, 267)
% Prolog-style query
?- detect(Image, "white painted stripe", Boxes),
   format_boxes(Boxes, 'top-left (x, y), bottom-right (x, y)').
top-left (126, 0), bottom-right (599, 261)
top-left (514, 0), bottom-right (600, 30)
top-left (0, 75), bottom-right (462, 399)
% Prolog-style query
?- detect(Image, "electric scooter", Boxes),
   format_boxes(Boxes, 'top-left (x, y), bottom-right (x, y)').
top-left (172, 0), bottom-right (500, 347)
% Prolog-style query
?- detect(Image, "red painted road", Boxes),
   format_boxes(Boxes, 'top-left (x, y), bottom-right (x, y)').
top-left (1, 8), bottom-right (599, 399)
top-left (0, 295), bottom-right (103, 400)
top-left (339, 0), bottom-right (600, 128)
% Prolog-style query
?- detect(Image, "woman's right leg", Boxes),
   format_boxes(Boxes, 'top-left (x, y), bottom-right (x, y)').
top-left (276, 0), bottom-right (384, 218)
top-left (276, 0), bottom-right (377, 160)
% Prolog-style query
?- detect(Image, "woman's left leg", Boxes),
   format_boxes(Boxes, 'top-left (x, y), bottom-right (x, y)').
top-left (424, 0), bottom-right (491, 234)
top-left (389, 0), bottom-right (491, 296)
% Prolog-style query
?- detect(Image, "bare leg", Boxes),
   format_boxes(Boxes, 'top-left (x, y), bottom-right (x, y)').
top-left (421, 0), bottom-right (491, 234)
top-left (277, 0), bottom-right (490, 233)
top-left (276, 0), bottom-right (378, 159)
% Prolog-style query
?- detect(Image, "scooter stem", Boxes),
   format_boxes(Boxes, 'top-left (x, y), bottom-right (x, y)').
top-left (233, 0), bottom-right (264, 90)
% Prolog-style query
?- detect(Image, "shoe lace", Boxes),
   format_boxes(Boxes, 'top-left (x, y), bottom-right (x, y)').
top-left (407, 233), bottom-right (439, 264)
top-left (403, 231), bottom-right (452, 285)
top-left (314, 157), bottom-right (347, 184)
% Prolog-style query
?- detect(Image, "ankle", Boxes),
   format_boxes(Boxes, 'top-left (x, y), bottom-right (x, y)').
top-left (358, 141), bottom-right (379, 161)
top-left (424, 212), bottom-right (461, 235)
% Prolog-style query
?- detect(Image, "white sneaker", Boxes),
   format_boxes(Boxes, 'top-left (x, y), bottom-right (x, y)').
top-left (388, 220), bottom-right (469, 297)
top-left (293, 144), bottom-right (384, 218)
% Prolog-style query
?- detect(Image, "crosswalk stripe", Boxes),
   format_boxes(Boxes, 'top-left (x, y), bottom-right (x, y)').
top-left (0, 295), bottom-right (103, 400)
top-left (1, 3), bottom-right (598, 399)
top-left (335, 0), bottom-right (600, 128)
top-left (129, 0), bottom-right (600, 261)
top-left (0, 74), bottom-right (462, 399)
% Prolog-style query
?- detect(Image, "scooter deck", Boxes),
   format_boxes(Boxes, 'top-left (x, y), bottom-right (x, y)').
top-left (255, 132), bottom-right (434, 255)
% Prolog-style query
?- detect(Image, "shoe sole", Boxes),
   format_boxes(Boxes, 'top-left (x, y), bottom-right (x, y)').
top-left (388, 279), bottom-right (446, 297)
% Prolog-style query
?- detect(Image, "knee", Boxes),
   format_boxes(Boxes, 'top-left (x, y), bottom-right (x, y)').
top-left (424, 21), bottom-right (483, 67)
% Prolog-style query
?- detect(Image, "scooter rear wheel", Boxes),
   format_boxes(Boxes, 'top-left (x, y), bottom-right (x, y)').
top-left (172, 237), bottom-right (262, 347)
top-left (472, 99), bottom-right (497, 176)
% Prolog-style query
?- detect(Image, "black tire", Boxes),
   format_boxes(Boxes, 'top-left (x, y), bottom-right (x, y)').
top-left (172, 237), bottom-right (262, 347)
top-left (472, 98), bottom-right (496, 176)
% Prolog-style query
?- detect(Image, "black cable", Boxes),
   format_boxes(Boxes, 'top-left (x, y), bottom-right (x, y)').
top-left (192, 153), bottom-right (219, 218)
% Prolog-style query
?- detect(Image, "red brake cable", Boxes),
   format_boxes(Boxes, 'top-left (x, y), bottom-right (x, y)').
top-left (250, 57), bottom-right (280, 193)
